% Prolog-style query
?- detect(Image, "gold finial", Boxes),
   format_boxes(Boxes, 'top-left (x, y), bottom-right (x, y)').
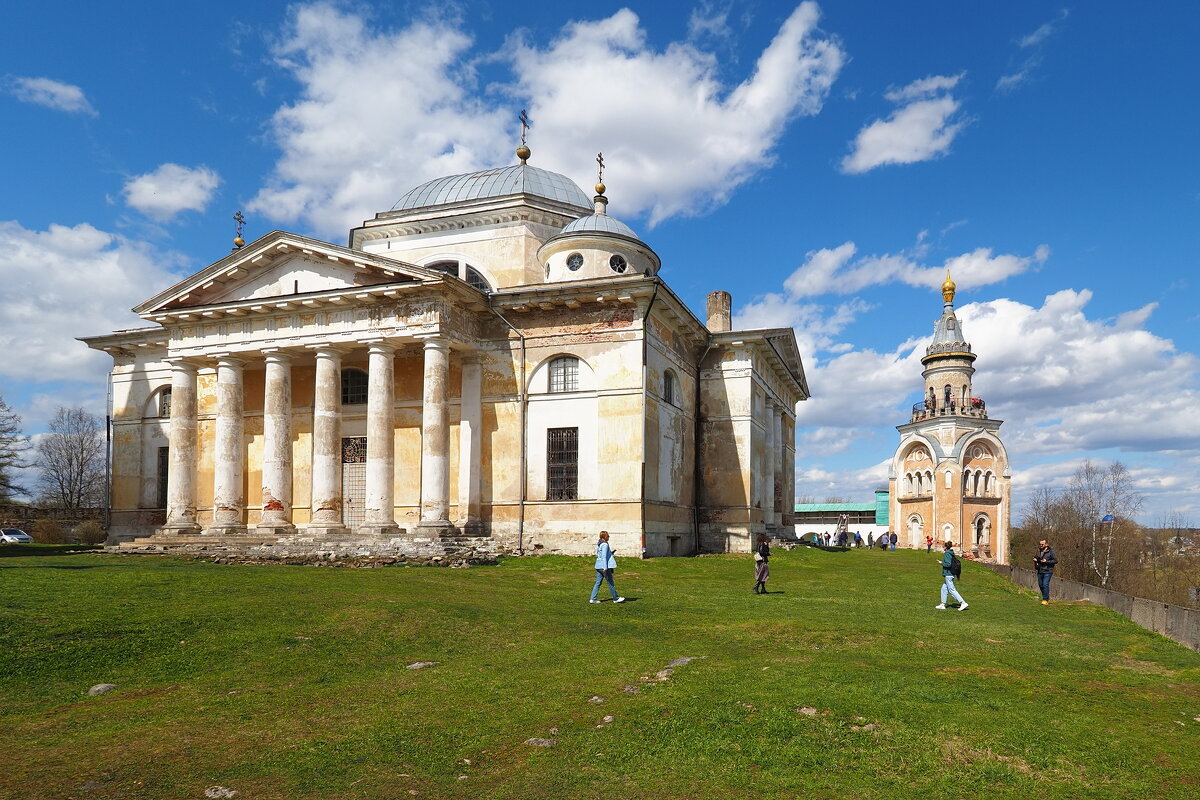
top-left (941, 269), bottom-right (956, 304)
top-left (232, 211), bottom-right (246, 249)
top-left (595, 151), bottom-right (606, 195)
top-left (516, 109), bottom-right (531, 163)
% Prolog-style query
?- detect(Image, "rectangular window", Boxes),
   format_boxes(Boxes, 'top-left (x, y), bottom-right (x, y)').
top-left (549, 358), bottom-right (578, 393)
top-left (156, 446), bottom-right (169, 509)
top-left (546, 427), bottom-right (579, 500)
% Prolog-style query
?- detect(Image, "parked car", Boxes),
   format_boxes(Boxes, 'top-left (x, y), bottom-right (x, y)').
top-left (1, 528), bottom-right (33, 544)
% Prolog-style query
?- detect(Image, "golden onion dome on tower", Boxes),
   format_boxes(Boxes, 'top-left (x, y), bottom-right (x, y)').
top-left (942, 271), bottom-right (956, 304)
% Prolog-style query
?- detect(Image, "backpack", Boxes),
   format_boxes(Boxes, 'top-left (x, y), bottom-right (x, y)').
top-left (948, 551), bottom-right (962, 579)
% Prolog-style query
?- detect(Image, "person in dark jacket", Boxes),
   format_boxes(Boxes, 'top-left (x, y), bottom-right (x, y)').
top-left (889, 531), bottom-right (898, 551)
top-left (1034, 539), bottom-right (1058, 605)
top-left (753, 533), bottom-right (770, 594)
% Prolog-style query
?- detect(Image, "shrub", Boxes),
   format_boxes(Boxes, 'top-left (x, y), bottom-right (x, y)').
top-left (30, 518), bottom-right (66, 544)
top-left (74, 520), bottom-right (107, 545)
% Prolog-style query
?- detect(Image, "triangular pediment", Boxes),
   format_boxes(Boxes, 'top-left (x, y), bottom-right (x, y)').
top-left (133, 231), bottom-right (437, 314)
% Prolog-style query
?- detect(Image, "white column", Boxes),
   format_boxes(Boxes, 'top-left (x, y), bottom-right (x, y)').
top-left (160, 359), bottom-right (200, 534)
top-left (773, 405), bottom-right (784, 527)
top-left (208, 356), bottom-right (246, 533)
top-left (763, 397), bottom-right (776, 529)
top-left (257, 351), bottom-right (295, 533)
top-left (457, 352), bottom-right (482, 533)
top-left (418, 337), bottom-right (452, 532)
top-left (308, 346), bottom-right (348, 534)
top-left (783, 408), bottom-right (795, 528)
top-left (361, 342), bottom-right (399, 535)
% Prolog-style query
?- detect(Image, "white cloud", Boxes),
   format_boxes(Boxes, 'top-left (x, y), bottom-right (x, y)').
top-left (249, 2), bottom-right (845, 237)
top-left (123, 164), bottom-right (222, 222)
top-left (0, 221), bottom-right (183, 382)
top-left (997, 10), bottom-right (1069, 93)
top-left (778, 238), bottom-right (1047, 298)
top-left (841, 72), bottom-right (966, 174)
top-left (4, 76), bottom-right (97, 115)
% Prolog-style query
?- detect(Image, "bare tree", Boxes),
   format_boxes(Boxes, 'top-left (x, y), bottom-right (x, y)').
top-left (0, 395), bottom-right (28, 500)
top-left (1068, 460), bottom-right (1143, 588)
top-left (35, 407), bottom-right (105, 510)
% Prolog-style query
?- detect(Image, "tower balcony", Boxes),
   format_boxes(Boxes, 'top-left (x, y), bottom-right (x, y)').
top-left (911, 397), bottom-right (988, 423)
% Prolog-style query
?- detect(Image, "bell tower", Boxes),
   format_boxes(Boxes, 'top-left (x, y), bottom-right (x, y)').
top-left (889, 274), bottom-right (1012, 563)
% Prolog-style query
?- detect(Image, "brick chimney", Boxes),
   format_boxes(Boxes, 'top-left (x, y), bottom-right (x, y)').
top-left (706, 290), bottom-right (731, 332)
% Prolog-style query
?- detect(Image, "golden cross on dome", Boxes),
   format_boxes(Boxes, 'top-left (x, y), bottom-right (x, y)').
top-left (518, 109), bottom-right (531, 146)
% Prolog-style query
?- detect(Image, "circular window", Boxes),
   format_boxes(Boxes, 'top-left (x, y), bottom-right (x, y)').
top-left (609, 254), bottom-right (628, 273)
top-left (566, 253), bottom-right (584, 271)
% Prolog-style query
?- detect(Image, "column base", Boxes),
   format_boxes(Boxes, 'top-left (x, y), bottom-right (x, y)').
top-left (457, 519), bottom-right (486, 537)
top-left (356, 522), bottom-right (403, 536)
top-left (202, 523), bottom-right (247, 536)
top-left (256, 523), bottom-right (297, 536)
top-left (156, 523), bottom-right (201, 536)
top-left (414, 520), bottom-right (458, 538)
top-left (304, 523), bottom-right (351, 536)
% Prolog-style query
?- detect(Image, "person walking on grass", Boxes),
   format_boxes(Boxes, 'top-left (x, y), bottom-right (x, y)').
top-left (589, 531), bottom-right (625, 604)
top-left (925, 535), bottom-right (933, 553)
top-left (935, 540), bottom-right (968, 611)
top-left (890, 531), bottom-right (898, 551)
top-left (753, 533), bottom-right (771, 594)
top-left (1034, 539), bottom-right (1058, 605)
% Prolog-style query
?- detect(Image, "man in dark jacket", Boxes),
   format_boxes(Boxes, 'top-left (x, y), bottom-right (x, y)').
top-left (1034, 540), bottom-right (1057, 605)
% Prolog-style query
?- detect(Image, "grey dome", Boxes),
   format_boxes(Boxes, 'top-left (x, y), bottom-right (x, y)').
top-left (392, 164), bottom-right (591, 212)
top-left (926, 305), bottom-right (973, 358)
top-left (559, 213), bottom-right (641, 240)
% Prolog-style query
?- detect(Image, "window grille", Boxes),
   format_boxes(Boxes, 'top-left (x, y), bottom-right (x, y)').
top-left (159, 388), bottom-right (172, 418)
top-left (341, 437), bottom-right (367, 530)
top-left (156, 446), bottom-right (169, 509)
top-left (426, 260), bottom-right (491, 293)
top-left (547, 427), bottom-right (579, 500)
top-left (548, 357), bottom-right (579, 393)
top-left (342, 369), bottom-right (368, 405)
top-left (663, 371), bottom-right (675, 405)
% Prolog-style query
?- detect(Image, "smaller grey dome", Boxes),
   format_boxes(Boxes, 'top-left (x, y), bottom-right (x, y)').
top-left (559, 213), bottom-right (641, 240)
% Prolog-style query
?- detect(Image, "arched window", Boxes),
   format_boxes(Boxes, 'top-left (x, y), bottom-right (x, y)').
top-left (944, 385), bottom-right (952, 405)
top-left (341, 368), bottom-right (368, 405)
top-left (157, 387), bottom-right (172, 418)
top-left (425, 260), bottom-right (492, 294)
top-left (906, 473), bottom-right (914, 495)
top-left (663, 370), bottom-right (676, 406)
top-left (548, 357), bottom-right (579, 393)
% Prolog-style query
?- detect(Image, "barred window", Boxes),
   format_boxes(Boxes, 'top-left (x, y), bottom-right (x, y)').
top-left (548, 356), bottom-right (579, 393)
top-left (426, 260), bottom-right (492, 293)
top-left (663, 370), bottom-right (676, 406)
top-left (342, 368), bottom-right (368, 405)
top-left (158, 387), bottom-right (172, 418)
top-left (156, 446), bottom-right (169, 509)
top-left (547, 427), bottom-right (579, 500)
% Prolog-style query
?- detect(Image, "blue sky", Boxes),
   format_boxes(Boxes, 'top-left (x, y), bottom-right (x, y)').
top-left (1, 1), bottom-right (1197, 520)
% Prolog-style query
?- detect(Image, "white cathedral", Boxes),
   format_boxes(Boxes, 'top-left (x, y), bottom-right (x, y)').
top-left (83, 146), bottom-right (810, 557)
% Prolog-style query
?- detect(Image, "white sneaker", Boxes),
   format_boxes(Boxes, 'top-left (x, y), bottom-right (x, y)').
top-left (958, 602), bottom-right (969, 612)
top-left (589, 599), bottom-right (601, 604)
top-left (934, 603), bottom-right (946, 610)
top-left (614, 597), bottom-right (626, 603)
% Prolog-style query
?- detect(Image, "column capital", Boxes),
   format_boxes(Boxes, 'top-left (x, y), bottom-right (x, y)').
top-left (212, 353), bottom-right (246, 368)
top-left (164, 357), bottom-right (201, 371)
top-left (308, 343), bottom-right (350, 358)
top-left (362, 339), bottom-right (398, 355)
top-left (418, 335), bottom-right (451, 352)
top-left (261, 348), bottom-right (295, 365)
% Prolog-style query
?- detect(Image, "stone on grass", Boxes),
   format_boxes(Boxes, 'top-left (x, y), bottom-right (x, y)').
top-left (588, 695), bottom-right (604, 703)
top-left (622, 685), bottom-right (640, 694)
top-left (88, 684), bottom-right (117, 696)
top-left (849, 723), bottom-right (879, 732)
top-left (204, 787), bottom-right (238, 799)
top-left (665, 656), bottom-right (699, 668)
top-left (602, 715), bottom-right (614, 724)
top-left (406, 661), bottom-right (439, 670)
top-left (524, 738), bottom-right (556, 747)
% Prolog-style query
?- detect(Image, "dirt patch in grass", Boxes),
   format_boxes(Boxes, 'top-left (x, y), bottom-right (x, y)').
top-left (933, 665), bottom-right (1024, 681)
top-left (1113, 657), bottom-right (1175, 675)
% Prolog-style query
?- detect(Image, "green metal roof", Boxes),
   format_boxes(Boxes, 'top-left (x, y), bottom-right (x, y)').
top-left (794, 503), bottom-right (878, 513)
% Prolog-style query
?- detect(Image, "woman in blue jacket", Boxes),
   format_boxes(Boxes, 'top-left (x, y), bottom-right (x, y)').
top-left (589, 531), bottom-right (625, 604)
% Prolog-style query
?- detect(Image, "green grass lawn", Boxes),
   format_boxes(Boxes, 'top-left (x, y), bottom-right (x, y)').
top-left (2, 544), bottom-right (1198, 800)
